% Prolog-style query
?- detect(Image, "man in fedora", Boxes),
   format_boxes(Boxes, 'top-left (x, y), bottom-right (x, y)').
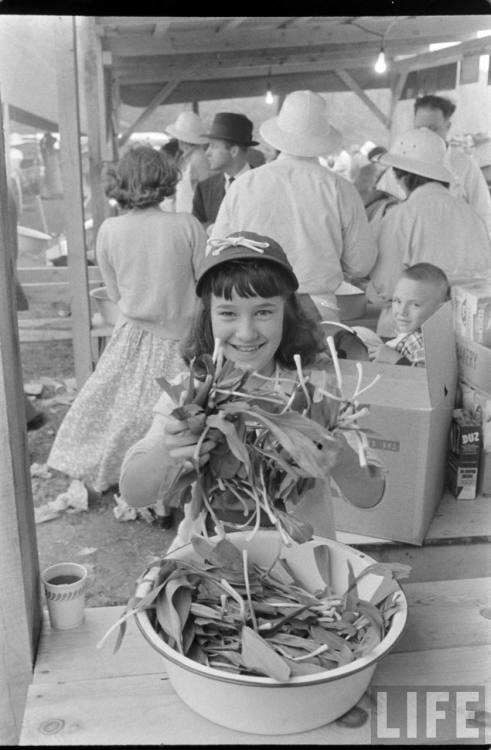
top-left (366, 127), bottom-right (491, 336)
top-left (164, 111), bottom-right (210, 213)
top-left (211, 90), bottom-right (377, 321)
top-left (192, 112), bottom-right (257, 233)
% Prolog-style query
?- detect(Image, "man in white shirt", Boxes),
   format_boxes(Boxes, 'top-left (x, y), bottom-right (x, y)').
top-left (413, 94), bottom-right (491, 242)
top-left (192, 113), bottom-right (256, 235)
top-left (211, 90), bottom-right (377, 320)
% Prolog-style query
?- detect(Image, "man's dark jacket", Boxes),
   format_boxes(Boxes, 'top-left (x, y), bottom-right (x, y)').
top-left (192, 172), bottom-right (227, 228)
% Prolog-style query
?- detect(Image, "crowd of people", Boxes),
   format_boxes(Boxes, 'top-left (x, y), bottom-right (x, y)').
top-left (43, 88), bottom-right (491, 537)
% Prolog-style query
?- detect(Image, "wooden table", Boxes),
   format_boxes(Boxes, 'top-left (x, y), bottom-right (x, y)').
top-left (19, 491), bottom-right (491, 745)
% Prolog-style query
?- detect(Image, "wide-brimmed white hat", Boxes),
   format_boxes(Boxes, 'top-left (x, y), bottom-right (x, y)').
top-left (378, 127), bottom-right (453, 183)
top-left (474, 139), bottom-right (491, 169)
top-left (259, 90), bottom-right (337, 157)
top-left (165, 111), bottom-right (208, 145)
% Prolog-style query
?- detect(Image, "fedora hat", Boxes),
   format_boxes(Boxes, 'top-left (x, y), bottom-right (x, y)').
top-left (203, 113), bottom-right (258, 146)
top-left (378, 127), bottom-right (453, 183)
top-left (165, 111), bottom-right (208, 145)
top-left (259, 90), bottom-right (336, 157)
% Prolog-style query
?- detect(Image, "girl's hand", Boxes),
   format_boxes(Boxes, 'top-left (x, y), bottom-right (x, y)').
top-left (164, 417), bottom-right (216, 471)
top-left (367, 343), bottom-right (400, 364)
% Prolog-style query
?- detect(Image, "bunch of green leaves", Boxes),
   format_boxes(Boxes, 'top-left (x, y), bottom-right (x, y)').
top-left (157, 346), bottom-right (379, 545)
top-left (104, 536), bottom-right (410, 680)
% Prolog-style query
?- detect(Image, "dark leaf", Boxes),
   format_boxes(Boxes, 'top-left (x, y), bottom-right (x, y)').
top-left (313, 545), bottom-right (331, 587)
top-left (241, 625), bottom-right (291, 681)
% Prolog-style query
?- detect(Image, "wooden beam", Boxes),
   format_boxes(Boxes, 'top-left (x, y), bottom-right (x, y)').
top-left (0, 90), bottom-right (42, 747)
top-left (103, 21), bottom-right (489, 57)
top-left (118, 79), bottom-right (181, 146)
top-left (55, 16), bottom-right (94, 387)
top-left (78, 17), bottom-right (110, 243)
top-left (335, 69), bottom-right (390, 129)
top-left (218, 17), bottom-right (248, 32)
top-left (118, 56), bottom-right (393, 86)
top-left (113, 40), bottom-right (432, 81)
top-left (389, 70), bottom-right (408, 126)
top-left (394, 35), bottom-right (491, 73)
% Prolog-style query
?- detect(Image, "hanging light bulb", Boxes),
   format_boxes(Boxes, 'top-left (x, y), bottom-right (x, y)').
top-left (374, 46), bottom-right (387, 74)
top-left (265, 68), bottom-right (274, 104)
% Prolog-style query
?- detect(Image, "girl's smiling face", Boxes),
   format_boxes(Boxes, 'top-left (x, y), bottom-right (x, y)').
top-left (210, 290), bottom-right (285, 376)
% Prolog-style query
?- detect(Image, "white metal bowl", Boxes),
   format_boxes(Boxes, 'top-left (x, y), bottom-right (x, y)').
top-left (135, 531), bottom-right (408, 735)
top-left (89, 286), bottom-right (119, 325)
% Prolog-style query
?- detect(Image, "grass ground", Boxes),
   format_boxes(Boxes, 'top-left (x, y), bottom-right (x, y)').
top-left (21, 338), bottom-right (177, 607)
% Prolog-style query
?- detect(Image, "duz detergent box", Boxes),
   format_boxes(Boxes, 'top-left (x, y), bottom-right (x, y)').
top-left (446, 409), bottom-right (482, 500)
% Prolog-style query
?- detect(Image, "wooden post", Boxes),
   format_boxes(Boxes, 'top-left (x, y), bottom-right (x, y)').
top-left (55, 16), bottom-right (93, 387)
top-left (0, 89), bottom-right (42, 746)
top-left (78, 16), bottom-right (110, 241)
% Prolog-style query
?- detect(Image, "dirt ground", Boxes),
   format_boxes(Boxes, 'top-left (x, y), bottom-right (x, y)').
top-left (18, 192), bottom-right (176, 608)
top-left (21, 338), bottom-right (177, 607)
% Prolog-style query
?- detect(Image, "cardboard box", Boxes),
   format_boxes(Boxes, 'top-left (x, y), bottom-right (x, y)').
top-left (446, 410), bottom-right (481, 500)
top-left (455, 335), bottom-right (491, 393)
top-left (451, 281), bottom-right (491, 346)
top-left (331, 302), bottom-right (457, 545)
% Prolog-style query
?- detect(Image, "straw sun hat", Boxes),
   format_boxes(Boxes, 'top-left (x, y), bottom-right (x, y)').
top-left (165, 111), bottom-right (208, 145)
top-left (259, 90), bottom-right (338, 157)
top-left (377, 127), bottom-right (453, 183)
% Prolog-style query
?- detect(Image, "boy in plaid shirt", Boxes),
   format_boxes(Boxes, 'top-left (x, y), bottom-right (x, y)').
top-left (361, 263), bottom-right (450, 367)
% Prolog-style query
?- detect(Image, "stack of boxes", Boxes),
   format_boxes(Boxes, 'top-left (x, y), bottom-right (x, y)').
top-left (452, 279), bottom-right (491, 498)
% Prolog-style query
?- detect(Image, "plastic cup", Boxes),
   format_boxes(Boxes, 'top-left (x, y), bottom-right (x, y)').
top-left (41, 562), bottom-right (88, 630)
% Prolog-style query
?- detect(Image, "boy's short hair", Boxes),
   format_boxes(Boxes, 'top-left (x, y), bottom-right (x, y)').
top-left (413, 94), bottom-right (456, 119)
top-left (401, 262), bottom-right (450, 302)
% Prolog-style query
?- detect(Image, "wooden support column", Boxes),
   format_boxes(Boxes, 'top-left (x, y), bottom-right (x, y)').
top-left (335, 68), bottom-right (390, 130)
top-left (78, 16), bottom-right (110, 241)
top-left (55, 16), bottom-right (93, 387)
top-left (0, 90), bottom-right (42, 746)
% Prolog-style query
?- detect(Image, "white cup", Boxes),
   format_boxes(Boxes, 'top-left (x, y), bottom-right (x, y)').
top-left (42, 562), bottom-right (88, 630)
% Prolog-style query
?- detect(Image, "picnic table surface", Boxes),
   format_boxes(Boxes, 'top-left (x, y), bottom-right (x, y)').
top-left (19, 490), bottom-right (491, 745)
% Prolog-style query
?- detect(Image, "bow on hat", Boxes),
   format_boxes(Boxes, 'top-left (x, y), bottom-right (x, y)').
top-left (205, 236), bottom-right (270, 257)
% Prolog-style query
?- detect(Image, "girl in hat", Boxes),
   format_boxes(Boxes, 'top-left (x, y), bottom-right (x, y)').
top-left (120, 231), bottom-right (376, 547)
top-left (47, 145), bottom-right (207, 516)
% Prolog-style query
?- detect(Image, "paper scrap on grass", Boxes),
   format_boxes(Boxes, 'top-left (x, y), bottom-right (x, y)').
top-left (30, 462), bottom-right (53, 479)
top-left (113, 493), bottom-right (155, 524)
top-left (34, 479), bottom-right (89, 524)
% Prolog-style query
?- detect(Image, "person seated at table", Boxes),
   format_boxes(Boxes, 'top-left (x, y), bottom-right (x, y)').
top-left (354, 262), bottom-right (450, 367)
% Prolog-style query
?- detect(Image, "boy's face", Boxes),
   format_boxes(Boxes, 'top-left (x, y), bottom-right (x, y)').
top-left (392, 277), bottom-right (443, 334)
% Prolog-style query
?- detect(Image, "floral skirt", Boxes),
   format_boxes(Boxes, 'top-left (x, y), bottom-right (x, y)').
top-left (48, 321), bottom-right (184, 492)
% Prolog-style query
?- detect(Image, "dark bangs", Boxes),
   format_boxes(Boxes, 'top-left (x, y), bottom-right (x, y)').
top-left (199, 259), bottom-right (296, 300)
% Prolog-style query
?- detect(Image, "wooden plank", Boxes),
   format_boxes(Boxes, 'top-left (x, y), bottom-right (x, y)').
top-left (20, 280), bottom-right (102, 307)
top-left (394, 35), bottom-right (491, 74)
top-left (350, 541), bottom-right (491, 583)
top-left (0, 92), bottom-right (42, 747)
top-left (335, 69), bottom-right (390, 128)
top-left (399, 577), bottom-right (491, 653)
top-left (17, 265), bottom-right (103, 284)
top-left (55, 16), bottom-right (94, 387)
top-left (78, 17), bottom-right (111, 232)
top-left (30, 578), bottom-right (491, 686)
top-left (19, 647), bottom-right (491, 745)
top-left (338, 491), bottom-right (491, 548)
